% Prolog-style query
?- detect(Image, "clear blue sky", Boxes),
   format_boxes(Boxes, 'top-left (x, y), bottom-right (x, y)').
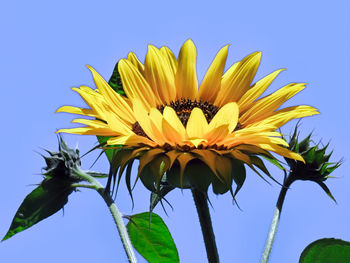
top-left (1, 1), bottom-right (349, 262)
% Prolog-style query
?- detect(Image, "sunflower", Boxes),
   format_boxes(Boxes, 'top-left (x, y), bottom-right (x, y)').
top-left (57, 39), bottom-right (318, 195)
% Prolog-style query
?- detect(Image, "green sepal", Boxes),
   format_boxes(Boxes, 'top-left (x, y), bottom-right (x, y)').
top-left (124, 159), bottom-right (135, 206)
top-left (106, 148), bottom-right (133, 193)
top-left (261, 155), bottom-right (285, 171)
top-left (126, 212), bottom-right (179, 263)
top-left (149, 155), bottom-right (170, 189)
top-left (299, 238), bottom-right (350, 263)
top-left (298, 133), bottom-right (312, 153)
top-left (230, 159), bottom-right (246, 198)
top-left (149, 174), bottom-right (175, 213)
top-left (315, 181), bottom-right (337, 203)
top-left (3, 178), bottom-right (73, 241)
top-left (140, 164), bottom-right (157, 192)
top-left (186, 159), bottom-right (214, 192)
top-left (167, 161), bottom-right (191, 189)
top-left (303, 146), bottom-right (316, 163)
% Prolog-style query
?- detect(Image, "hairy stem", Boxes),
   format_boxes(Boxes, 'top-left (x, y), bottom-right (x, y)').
top-left (74, 169), bottom-right (137, 263)
top-left (260, 177), bottom-right (293, 263)
top-left (192, 188), bottom-right (220, 263)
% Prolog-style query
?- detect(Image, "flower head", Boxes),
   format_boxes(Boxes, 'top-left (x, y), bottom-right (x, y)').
top-left (57, 40), bottom-right (318, 195)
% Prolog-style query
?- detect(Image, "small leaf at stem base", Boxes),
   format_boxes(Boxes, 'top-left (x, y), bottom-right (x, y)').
top-left (126, 212), bottom-right (179, 263)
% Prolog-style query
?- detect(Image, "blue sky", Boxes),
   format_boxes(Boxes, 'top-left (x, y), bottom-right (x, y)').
top-left (1, 1), bottom-right (349, 262)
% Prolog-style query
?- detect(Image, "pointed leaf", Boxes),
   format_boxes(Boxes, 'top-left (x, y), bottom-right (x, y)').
top-left (3, 178), bottom-right (73, 241)
top-left (126, 212), bottom-right (179, 263)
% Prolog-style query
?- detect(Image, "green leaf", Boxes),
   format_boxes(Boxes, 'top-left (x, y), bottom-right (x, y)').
top-left (299, 238), bottom-right (350, 263)
top-left (127, 212), bottom-right (179, 263)
top-left (3, 178), bottom-right (73, 241)
top-left (108, 61), bottom-right (126, 96)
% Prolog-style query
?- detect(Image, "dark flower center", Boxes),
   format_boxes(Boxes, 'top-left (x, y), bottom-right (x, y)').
top-left (132, 99), bottom-right (241, 139)
top-left (158, 98), bottom-right (220, 126)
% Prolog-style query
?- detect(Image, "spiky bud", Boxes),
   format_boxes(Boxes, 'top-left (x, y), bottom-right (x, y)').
top-left (284, 126), bottom-right (341, 201)
top-left (42, 137), bottom-right (82, 183)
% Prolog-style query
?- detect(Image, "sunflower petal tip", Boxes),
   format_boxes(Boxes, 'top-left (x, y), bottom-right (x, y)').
top-left (184, 38), bottom-right (195, 47)
top-left (147, 44), bottom-right (157, 51)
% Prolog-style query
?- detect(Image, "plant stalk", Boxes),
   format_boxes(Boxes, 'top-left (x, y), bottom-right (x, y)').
top-left (260, 177), bottom-right (294, 263)
top-left (192, 188), bottom-right (220, 263)
top-left (75, 169), bottom-right (138, 263)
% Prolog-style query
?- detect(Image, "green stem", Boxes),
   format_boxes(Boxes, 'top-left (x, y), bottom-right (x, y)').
top-left (260, 177), bottom-right (293, 263)
top-left (192, 188), bottom-right (220, 263)
top-left (74, 169), bottom-right (138, 263)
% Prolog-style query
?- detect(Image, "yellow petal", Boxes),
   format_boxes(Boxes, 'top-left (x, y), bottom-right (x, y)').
top-left (175, 39), bottom-right (198, 100)
top-left (240, 83), bottom-right (307, 125)
top-left (258, 143), bottom-right (305, 163)
top-left (160, 46), bottom-right (178, 77)
top-left (56, 106), bottom-right (98, 118)
top-left (72, 118), bottom-right (109, 129)
top-left (127, 52), bottom-right (145, 75)
top-left (215, 51), bottom-right (261, 106)
top-left (132, 99), bottom-right (165, 145)
top-left (208, 102), bottom-right (238, 133)
top-left (224, 132), bottom-right (289, 148)
top-left (149, 108), bottom-right (163, 129)
top-left (71, 87), bottom-right (108, 119)
top-left (144, 45), bottom-right (176, 104)
top-left (86, 65), bottom-right (136, 124)
top-left (56, 127), bottom-right (117, 136)
top-left (163, 106), bottom-right (187, 139)
top-left (162, 118), bottom-right (184, 145)
top-left (184, 138), bottom-right (208, 148)
top-left (186, 107), bottom-right (208, 138)
top-left (198, 45), bottom-right (229, 103)
top-left (248, 105), bottom-right (319, 129)
top-left (204, 124), bottom-right (230, 145)
top-left (238, 69), bottom-right (285, 113)
top-left (107, 134), bottom-right (156, 147)
top-left (118, 59), bottom-right (159, 109)
top-left (103, 111), bottom-right (133, 135)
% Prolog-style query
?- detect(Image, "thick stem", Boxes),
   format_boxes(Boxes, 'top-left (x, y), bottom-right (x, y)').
top-left (260, 177), bottom-right (293, 263)
top-left (191, 188), bottom-right (220, 263)
top-left (74, 169), bottom-right (138, 263)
